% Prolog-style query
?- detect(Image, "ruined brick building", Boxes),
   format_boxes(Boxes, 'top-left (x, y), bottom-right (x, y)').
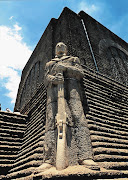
top-left (0, 7), bottom-right (128, 179)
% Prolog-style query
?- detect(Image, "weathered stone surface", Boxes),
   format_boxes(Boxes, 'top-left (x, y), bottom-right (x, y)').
top-left (42, 42), bottom-right (94, 171)
top-left (1, 6), bottom-right (128, 180)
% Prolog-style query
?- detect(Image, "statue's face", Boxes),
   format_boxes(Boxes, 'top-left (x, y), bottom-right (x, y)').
top-left (55, 42), bottom-right (67, 57)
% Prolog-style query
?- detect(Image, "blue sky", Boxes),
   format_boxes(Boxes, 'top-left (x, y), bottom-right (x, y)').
top-left (0, 0), bottom-right (128, 112)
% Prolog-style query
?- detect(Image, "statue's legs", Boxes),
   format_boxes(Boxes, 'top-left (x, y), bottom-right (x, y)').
top-left (44, 101), bottom-right (57, 165)
top-left (70, 102), bottom-right (100, 170)
top-left (66, 80), bottom-right (100, 170)
top-left (69, 101), bottom-right (94, 160)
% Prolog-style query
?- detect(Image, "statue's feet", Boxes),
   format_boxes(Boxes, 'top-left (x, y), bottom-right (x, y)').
top-left (80, 159), bottom-right (100, 171)
top-left (33, 163), bottom-right (52, 174)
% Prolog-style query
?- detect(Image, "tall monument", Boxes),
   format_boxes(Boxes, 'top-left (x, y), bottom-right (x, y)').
top-left (0, 7), bottom-right (128, 180)
top-left (32, 42), bottom-right (100, 174)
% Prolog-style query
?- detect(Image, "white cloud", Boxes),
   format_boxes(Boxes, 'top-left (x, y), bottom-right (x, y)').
top-left (0, 24), bottom-right (32, 104)
top-left (14, 24), bottom-right (22, 32)
top-left (9, 16), bottom-right (14, 20)
top-left (76, 1), bottom-right (99, 15)
top-left (0, 66), bottom-right (20, 103)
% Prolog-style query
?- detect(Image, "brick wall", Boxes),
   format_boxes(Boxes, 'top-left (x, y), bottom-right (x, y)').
top-left (79, 11), bottom-right (128, 84)
top-left (0, 112), bottom-right (26, 178)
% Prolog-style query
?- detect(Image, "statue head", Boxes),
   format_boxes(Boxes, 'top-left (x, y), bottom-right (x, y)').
top-left (55, 42), bottom-right (67, 58)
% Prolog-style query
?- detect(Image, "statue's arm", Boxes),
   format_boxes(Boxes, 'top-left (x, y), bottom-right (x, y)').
top-left (55, 57), bottom-right (83, 70)
top-left (52, 57), bottom-right (84, 78)
top-left (66, 57), bottom-right (84, 77)
top-left (44, 62), bottom-right (64, 86)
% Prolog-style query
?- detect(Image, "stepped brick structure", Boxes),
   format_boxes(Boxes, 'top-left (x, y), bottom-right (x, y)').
top-left (0, 7), bottom-right (128, 180)
top-left (0, 111), bottom-right (26, 179)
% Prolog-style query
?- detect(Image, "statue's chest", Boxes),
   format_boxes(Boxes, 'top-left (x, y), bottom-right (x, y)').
top-left (57, 58), bottom-right (74, 66)
top-left (49, 57), bottom-right (76, 75)
top-left (63, 59), bottom-right (73, 65)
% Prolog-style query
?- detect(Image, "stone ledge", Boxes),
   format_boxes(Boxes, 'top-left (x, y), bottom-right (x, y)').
top-left (25, 165), bottom-right (128, 180)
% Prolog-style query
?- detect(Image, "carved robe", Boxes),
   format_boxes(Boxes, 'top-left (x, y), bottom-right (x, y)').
top-left (44, 55), bottom-right (93, 165)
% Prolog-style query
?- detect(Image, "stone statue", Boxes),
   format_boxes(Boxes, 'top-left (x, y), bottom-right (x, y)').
top-left (33, 42), bottom-right (100, 174)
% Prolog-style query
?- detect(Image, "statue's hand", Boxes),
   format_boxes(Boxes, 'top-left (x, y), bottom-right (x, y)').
top-left (52, 73), bottom-right (64, 84)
